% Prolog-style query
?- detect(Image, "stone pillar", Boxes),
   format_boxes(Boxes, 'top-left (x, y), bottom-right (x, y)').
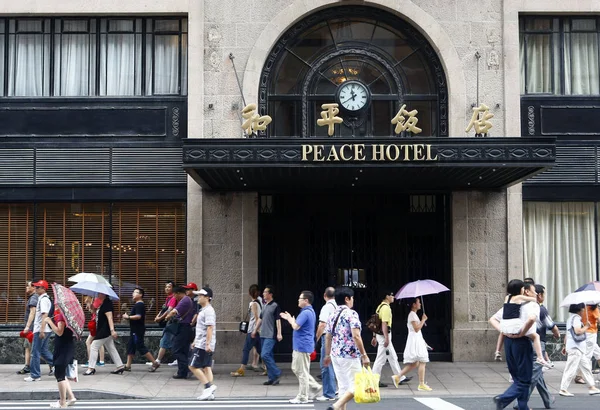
top-left (452, 191), bottom-right (509, 361)
top-left (201, 191), bottom-right (258, 363)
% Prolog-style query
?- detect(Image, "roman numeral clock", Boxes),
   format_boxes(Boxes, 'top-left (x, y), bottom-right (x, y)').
top-left (335, 80), bottom-right (372, 135)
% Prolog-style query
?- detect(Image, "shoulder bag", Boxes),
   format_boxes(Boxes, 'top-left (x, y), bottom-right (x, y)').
top-left (164, 303), bottom-right (194, 335)
top-left (569, 315), bottom-right (587, 343)
top-left (239, 300), bottom-right (259, 333)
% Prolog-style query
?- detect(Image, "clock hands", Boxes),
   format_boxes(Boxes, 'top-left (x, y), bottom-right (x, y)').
top-left (341, 91), bottom-right (357, 105)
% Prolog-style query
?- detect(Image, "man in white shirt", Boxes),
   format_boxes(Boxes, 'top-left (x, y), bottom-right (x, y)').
top-left (25, 280), bottom-right (54, 382)
top-left (315, 287), bottom-right (337, 401)
top-left (190, 287), bottom-right (217, 401)
top-left (489, 279), bottom-right (539, 410)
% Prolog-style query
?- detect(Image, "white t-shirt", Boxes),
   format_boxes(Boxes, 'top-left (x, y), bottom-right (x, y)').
top-left (319, 300), bottom-right (337, 323)
top-left (566, 314), bottom-right (586, 353)
top-left (492, 301), bottom-right (540, 337)
top-left (194, 304), bottom-right (216, 351)
top-left (33, 293), bottom-right (52, 333)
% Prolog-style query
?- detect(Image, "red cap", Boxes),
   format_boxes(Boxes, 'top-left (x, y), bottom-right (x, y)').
top-left (32, 280), bottom-right (48, 290)
top-left (182, 282), bottom-right (198, 291)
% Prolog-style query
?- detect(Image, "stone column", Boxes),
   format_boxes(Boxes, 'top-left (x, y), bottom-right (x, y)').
top-left (452, 191), bottom-right (509, 361)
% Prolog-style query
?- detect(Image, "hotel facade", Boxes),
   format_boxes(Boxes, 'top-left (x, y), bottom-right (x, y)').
top-left (0, 0), bottom-right (598, 363)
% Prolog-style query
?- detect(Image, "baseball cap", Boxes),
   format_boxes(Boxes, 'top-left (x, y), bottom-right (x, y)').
top-left (32, 280), bottom-right (48, 290)
top-left (182, 282), bottom-right (198, 291)
top-left (193, 287), bottom-right (213, 299)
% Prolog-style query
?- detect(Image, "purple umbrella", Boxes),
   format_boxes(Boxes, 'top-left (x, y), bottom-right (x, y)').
top-left (395, 279), bottom-right (450, 314)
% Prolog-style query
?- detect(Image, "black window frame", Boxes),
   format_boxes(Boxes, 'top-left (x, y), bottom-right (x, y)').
top-left (0, 15), bottom-right (188, 98)
top-left (520, 15), bottom-right (600, 96)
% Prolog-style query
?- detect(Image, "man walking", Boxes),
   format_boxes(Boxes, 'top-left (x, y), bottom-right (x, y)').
top-left (315, 287), bottom-right (337, 401)
top-left (255, 285), bottom-right (283, 385)
top-left (371, 290), bottom-right (411, 388)
top-left (122, 287), bottom-right (161, 372)
top-left (190, 287), bottom-right (218, 401)
top-left (281, 290), bottom-right (321, 404)
top-left (323, 287), bottom-right (370, 410)
top-left (18, 281), bottom-right (38, 375)
top-left (165, 285), bottom-right (195, 379)
top-left (489, 279), bottom-right (539, 410)
top-left (25, 280), bottom-right (54, 382)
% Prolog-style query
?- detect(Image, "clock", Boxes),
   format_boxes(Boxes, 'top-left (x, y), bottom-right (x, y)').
top-left (335, 80), bottom-right (371, 112)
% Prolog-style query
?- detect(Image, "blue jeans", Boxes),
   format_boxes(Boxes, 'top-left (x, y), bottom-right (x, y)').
top-left (261, 337), bottom-right (281, 381)
top-left (496, 337), bottom-right (533, 410)
top-left (241, 333), bottom-right (261, 365)
top-left (30, 332), bottom-right (53, 379)
top-left (525, 341), bottom-right (553, 409)
top-left (320, 335), bottom-right (337, 398)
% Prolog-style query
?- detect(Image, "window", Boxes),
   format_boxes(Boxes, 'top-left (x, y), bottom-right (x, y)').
top-left (0, 17), bottom-right (187, 97)
top-left (0, 202), bottom-right (185, 325)
top-left (262, 7), bottom-right (447, 137)
top-left (521, 16), bottom-right (600, 95)
top-left (523, 202), bottom-right (598, 321)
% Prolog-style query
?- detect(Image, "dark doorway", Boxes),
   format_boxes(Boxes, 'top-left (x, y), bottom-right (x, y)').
top-left (258, 193), bottom-right (452, 361)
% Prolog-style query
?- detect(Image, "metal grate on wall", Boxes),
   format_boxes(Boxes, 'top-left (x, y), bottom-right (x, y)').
top-left (526, 145), bottom-right (597, 184)
top-left (0, 147), bottom-right (186, 185)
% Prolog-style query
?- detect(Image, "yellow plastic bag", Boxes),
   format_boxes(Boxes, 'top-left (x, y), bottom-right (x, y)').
top-left (354, 366), bottom-right (381, 404)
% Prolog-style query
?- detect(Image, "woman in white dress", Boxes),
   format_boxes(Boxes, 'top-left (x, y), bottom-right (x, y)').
top-left (394, 297), bottom-right (431, 391)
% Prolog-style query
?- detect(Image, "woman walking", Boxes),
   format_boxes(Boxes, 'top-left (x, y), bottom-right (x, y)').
top-left (81, 296), bottom-right (105, 368)
top-left (559, 303), bottom-right (600, 396)
top-left (230, 284), bottom-right (263, 377)
top-left (394, 297), bottom-right (431, 391)
top-left (44, 309), bottom-right (77, 408)
top-left (83, 292), bottom-right (125, 376)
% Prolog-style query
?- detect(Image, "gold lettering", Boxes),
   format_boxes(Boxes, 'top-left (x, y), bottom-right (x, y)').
top-left (426, 144), bottom-right (438, 161)
top-left (385, 145), bottom-right (400, 161)
top-left (301, 145), bottom-right (313, 161)
top-left (314, 145), bottom-right (324, 161)
top-left (400, 145), bottom-right (411, 161)
top-left (413, 144), bottom-right (425, 161)
top-left (353, 144), bottom-right (365, 161)
top-left (340, 144), bottom-right (353, 161)
top-left (326, 145), bottom-right (340, 161)
top-left (372, 144), bottom-right (385, 161)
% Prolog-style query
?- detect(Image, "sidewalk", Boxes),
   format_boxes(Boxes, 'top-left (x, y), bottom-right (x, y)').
top-left (0, 361), bottom-right (596, 400)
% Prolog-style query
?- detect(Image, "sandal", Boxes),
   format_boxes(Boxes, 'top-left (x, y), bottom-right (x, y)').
top-left (50, 401), bottom-right (66, 408)
top-left (66, 398), bottom-right (77, 407)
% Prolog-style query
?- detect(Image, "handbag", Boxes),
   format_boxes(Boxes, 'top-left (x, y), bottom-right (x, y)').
top-left (66, 359), bottom-right (78, 383)
top-left (354, 366), bottom-right (380, 403)
top-left (569, 315), bottom-right (587, 343)
top-left (164, 303), bottom-right (194, 335)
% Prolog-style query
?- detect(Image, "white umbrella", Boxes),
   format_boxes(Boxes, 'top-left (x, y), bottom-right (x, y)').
top-left (559, 290), bottom-right (600, 308)
top-left (68, 272), bottom-right (112, 287)
top-left (70, 281), bottom-right (119, 301)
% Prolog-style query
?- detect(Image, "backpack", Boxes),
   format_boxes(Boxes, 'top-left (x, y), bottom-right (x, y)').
top-left (366, 303), bottom-right (384, 335)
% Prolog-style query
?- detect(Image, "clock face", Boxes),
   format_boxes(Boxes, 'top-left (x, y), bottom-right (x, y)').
top-left (336, 81), bottom-right (370, 112)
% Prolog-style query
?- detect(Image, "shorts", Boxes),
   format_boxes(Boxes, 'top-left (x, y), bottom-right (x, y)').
top-left (160, 330), bottom-right (173, 349)
top-left (331, 356), bottom-right (362, 396)
top-left (189, 347), bottom-right (213, 369)
top-left (127, 332), bottom-right (149, 356)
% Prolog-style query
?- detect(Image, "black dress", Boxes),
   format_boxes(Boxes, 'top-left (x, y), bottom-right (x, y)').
top-left (53, 318), bottom-right (75, 366)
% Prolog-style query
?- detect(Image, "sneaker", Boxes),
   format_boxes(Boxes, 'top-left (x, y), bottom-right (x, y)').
top-left (575, 376), bottom-right (586, 384)
top-left (316, 396), bottom-right (335, 401)
top-left (197, 384), bottom-right (217, 401)
top-left (536, 358), bottom-right (554, 370)
top-left (17, 366), bottom-right (30, 374)
top-left (208, 394), bottom-right (215, 401)
top-left (289, 397), bottom-right (310, 404)
top-left (559, 390), bottom-right (574, 397)
top-left (399, 375), bottom-right (412, 385)
top-left (168, 359), bottom-right (178, 366)
top-left (589, 387), bottom-right (600, 395)
top-left (418, 383), bottom-right (433, 392)
top-left (80, 362), bottom-right (89, 369)
top-left (97, 362), bottom-right (105, 367)
top-left (24, 376), bottom-right (40, 382)
top-left (230, 367), bottom-right (245, 377)
top-left (494, 351), bottom-right (502, 361)
top-left (50, 400), bottom-right (66, 408)
top-left (392, 375), bottom-right (400, 388)
top-left (48, 366), bottom-right (55, 376)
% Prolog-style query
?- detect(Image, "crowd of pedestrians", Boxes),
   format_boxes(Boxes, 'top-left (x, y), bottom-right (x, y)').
top-left (17, 275), bottom-right (600, 408)
top-left (489, 278), bottom-right (600, 410)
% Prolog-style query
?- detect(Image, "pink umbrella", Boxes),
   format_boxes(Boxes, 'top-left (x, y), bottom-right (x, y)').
top-left (51, 283), bottom-right (85, 340)
top-left (395, 279), bottom-right (450, 314)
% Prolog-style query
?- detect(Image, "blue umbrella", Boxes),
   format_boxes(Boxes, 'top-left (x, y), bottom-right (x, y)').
top-left (70, 281), bottom-right (120, 301)
top-left (575, 281), bottom-right (600, 292)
